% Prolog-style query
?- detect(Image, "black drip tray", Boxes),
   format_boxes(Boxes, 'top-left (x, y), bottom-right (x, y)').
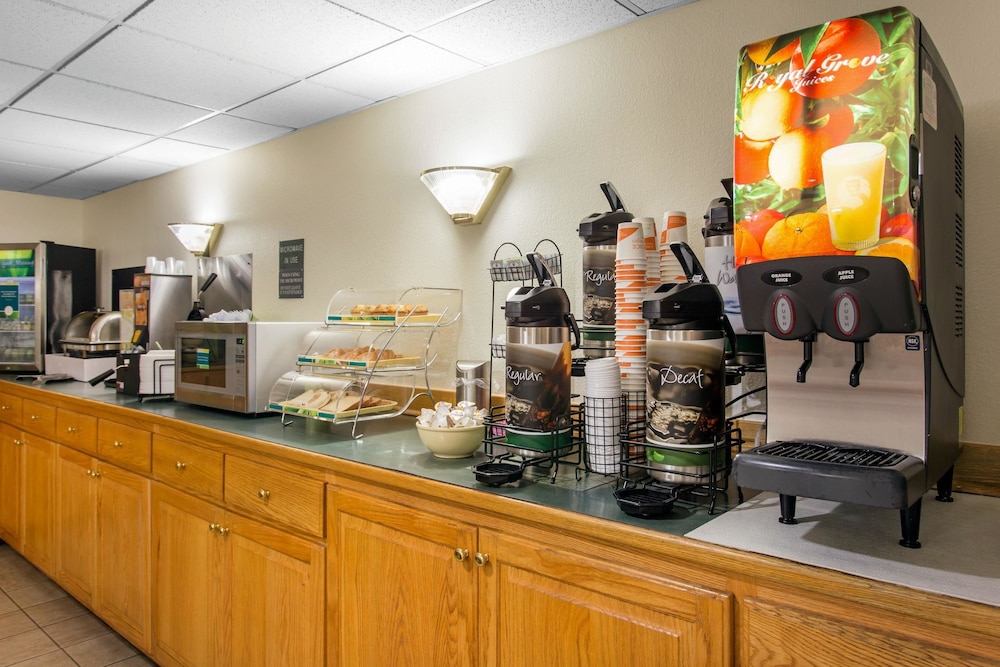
top-left (754, 441), bottom-right (909, 467)
top-left (733, 440), bottom-right (926, 509)
top-left (614, 488), bottom-right (676, 518)
top-left (473, 462), bottom-right (523, 487)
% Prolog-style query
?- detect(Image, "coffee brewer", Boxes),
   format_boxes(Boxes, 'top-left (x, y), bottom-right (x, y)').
top-left (730, 7), bottom-right (964, 548)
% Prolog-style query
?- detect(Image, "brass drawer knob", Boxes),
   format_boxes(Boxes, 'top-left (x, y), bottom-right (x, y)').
top-left (29, 414), bottom-right (40, 421)
top-left (1, 405), bottom-right (10, 410)
top-left (175, 461), bottom-right (187, 471)
top-left (218, 527), bottom-right (230, 536)
top-left (92, 469), bottom-right (101, 478)
top-left (86, 469), bottom-right (93, 477)
top-left (66, 426), bottom-right (78, 434)
top-left (474, 552), bottom-right (490, 567)
top-left (13, 439), bottom-right (23, 446)
top-left (454, 548), bottom-right (469, 562)
top-left (257, 489), bottom-right (270, 501)
top-left (112, 440), bottom-right (123, 448)
top-left (209, 523), bottom-right (218, 532)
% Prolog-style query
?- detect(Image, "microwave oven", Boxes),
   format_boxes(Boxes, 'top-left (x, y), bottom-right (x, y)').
top-left (174, 321), bottom-right (319, 414)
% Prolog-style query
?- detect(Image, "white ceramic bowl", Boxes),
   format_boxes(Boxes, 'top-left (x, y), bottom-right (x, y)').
top-left (415, 422), bottom-right (485, 459)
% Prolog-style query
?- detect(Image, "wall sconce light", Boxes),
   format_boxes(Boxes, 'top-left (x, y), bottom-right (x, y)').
top-left (420, 166), bottom-right (511, 225)
top-left (167, 222), bottom-right (223, 256)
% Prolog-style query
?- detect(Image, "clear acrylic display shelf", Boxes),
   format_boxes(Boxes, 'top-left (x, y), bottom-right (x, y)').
top-left (267, 286), bottom-right (462, 437)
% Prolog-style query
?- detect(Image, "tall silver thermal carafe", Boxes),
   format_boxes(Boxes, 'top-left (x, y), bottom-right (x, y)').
top-left (642, 243), bottom-right (735, 482)
top-left (503, 253), bottom-right (580, 455)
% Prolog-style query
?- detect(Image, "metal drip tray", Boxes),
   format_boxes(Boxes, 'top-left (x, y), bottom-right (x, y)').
top-left (733, 440), bottom-right (927, 510)
top-left (754, 441), bottom-right (909, 467)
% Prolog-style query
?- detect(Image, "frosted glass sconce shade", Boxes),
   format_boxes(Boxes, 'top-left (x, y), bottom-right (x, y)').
top-left (168, 223), bottom-right (222, 256)
top-left (420, 166), bottom-right (511, 225)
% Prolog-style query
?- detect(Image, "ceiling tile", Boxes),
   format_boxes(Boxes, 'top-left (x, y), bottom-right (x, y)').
top-left (127, 0), bottom-right (402, 78)
top-left (0, 137), bottom-right (108, 171)
top-left (230, 81), bottom-right (373, 128)
top-left (46, 155), bottom-right (174, 191)
top-left (61, 26), bottom-right (295, 110)
top-left (309, 37), bottom-right (482, 102)
top-left (52, 0), bottom-right (148, 20)
top-left (418, 0), bottom-right (636, 65)
top-left (119, 138), bottom-right (228, 167)
top-left (332, 0), bottom-right (481, 32)
top-left (0, 109), bottom-right (151, 154)
top-left (167, 115), bottom-right (292, 150)
top-left (0, 61), bottom-right (45, 104)
top-left (631, 0), bottom-right (696, 11)
top-left (0, 159), bottom-right (66, 189)
top-left (28, 182), bottom-right (103, 199)
top-left (13, 74), bottom-right (213, 135)
top-left (0, 1), bottom-right (108, 69)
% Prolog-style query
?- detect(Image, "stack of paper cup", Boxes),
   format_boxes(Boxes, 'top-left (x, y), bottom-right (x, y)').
top-left (636, 217), bottom-right (659, 290)
top-left (614, 222), bottom-right (648, 399)
top-left (583, 358), bottom-right (622, 474)
top-left (659, 211), bottom-right (688, 283)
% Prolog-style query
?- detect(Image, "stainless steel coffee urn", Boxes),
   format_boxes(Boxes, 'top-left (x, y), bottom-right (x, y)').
top-left (642, 243), bottom-right (736, 482)
top-left (504, 253), bottom-right (580, 448)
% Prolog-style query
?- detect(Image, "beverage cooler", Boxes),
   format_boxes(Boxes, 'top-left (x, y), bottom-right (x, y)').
top-left (0, 242), bottom-right (96, 373)
top-left (731, 7), bottom-right (964, 547)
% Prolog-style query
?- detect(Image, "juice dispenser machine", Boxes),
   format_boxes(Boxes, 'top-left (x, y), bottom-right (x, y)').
top-left (731, 7), bottom-right (964, 548)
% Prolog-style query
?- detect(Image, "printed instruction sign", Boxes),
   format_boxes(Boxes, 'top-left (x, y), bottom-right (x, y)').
top-left (279, 238), bottom-right (304, 299)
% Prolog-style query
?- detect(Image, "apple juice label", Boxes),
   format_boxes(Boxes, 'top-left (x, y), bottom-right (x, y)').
top-left (733, 7), bottom-right (919, 290)
top-left (581, 247), bottom-right (615, 325)
top-left (645, 337), bottom-right (726, 446)
top-left (505, 341), bottom-right (572, 433)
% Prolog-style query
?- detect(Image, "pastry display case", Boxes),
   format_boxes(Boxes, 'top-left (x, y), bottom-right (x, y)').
top-left (268, 286), bottom-right (462, 435)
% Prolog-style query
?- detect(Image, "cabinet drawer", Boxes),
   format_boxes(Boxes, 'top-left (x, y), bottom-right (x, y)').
top-left (97, 420), bottom-right (152, 473)
top-left (224, 455), bottom-right (324, 537)
top-left (0, 393), bottom-right (22, 427)
top-left (57, 409), bottom-right (98, 454)
top-left (22, 400), bottom-right (56, 439)
top-left (152, 435), bottom-right (223, 502)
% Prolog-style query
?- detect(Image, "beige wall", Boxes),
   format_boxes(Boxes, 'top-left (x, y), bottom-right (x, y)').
top-left (1, 190), bottom-right (84, 246)
top-left (14, 0), bottom-right (996, 445)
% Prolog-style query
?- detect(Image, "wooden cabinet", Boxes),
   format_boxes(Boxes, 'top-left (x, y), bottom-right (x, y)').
top-left (151, 483), bottom-right (325, 667)
top-left (57, 408), bottom-right (98, 454)
top-left (327, 485), bottom-right (732, 666)
top-left (55, 446), bottom-right (151, 652)
top-left (21, 433), bottom-right (56, 576)
top-left (736, 583), bottom-right (999, 666)
top-left (0, 422), bottom-right (24, 549)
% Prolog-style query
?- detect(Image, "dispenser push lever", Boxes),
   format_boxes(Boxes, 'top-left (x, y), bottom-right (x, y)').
top-left (796, 334), bottom-right (815, 383)
top-left (849, 341), bottom-right (866, 387)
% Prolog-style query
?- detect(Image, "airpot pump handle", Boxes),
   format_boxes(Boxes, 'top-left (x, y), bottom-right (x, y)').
top-left (669, 242), bottom-right (709, 283)
top-left (565, 312), bottom-right (582, 351)
top-left (526, 252), bottom-right (557, 287)
top-left (600, 182), bottom-right (627, 212)
top-left (199, 272), bottom-right (218, 294)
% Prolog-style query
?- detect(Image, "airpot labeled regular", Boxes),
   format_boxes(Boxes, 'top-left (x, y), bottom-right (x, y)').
top-left (503, 253), bottom-right (580, 452)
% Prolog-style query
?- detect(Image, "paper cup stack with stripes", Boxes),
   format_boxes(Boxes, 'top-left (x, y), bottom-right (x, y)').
top-left (658, 211), bottom-right (688, 284)
top-left (614, 222), bottom-right (648, 409)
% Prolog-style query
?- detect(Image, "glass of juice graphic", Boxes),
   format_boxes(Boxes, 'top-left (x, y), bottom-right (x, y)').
top-left (821, 142), bottom-right (887, 251)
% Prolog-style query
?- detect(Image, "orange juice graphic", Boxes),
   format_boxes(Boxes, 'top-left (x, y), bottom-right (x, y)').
top-left (821, 142), bottom-right (886, 251)
top-left (733, 7), bottom-right (922, 291)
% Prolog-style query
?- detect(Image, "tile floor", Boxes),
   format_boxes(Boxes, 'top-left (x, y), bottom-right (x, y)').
top-left (0, 542), bottom-right (155, 667)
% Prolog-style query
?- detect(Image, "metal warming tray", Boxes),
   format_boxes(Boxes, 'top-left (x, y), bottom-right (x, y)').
top-left (59, 309), bottom-right (129, 357)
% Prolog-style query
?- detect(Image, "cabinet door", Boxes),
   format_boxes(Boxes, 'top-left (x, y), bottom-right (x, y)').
top-left (21, 434), bottom-right (55, 575)
top-left (0, 423), bottom-right (23, 548)
top-left (151, 484), bottom-right (226, 667)
top-left (328, 487), bottom-right (477, 667)
top-left (479, 530), bottom-right (733, 667)
top-left (56, 447), bottom-right (98, 605)
top-left (228, 512), bottom-right (325, 667)
top-left (95, 462), bottom-right (151, 652)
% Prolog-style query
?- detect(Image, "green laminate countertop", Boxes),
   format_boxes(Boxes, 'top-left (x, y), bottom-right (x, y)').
top-left (2, 376), bottom-right (738, 537)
